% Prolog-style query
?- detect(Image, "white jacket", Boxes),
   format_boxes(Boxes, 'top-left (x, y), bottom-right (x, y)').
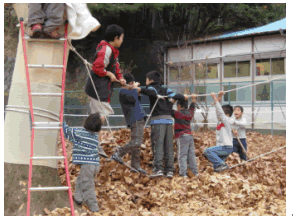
top-left (232, 117), bottom-right (247, 139)
top-left (66, 3), bottom-right (101, 40)
top-left (215, 102), bottom-right (234, 147)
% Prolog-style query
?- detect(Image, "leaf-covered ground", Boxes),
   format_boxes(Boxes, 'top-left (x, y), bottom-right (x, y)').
top-left (48, 128), bottom-right (285, 216)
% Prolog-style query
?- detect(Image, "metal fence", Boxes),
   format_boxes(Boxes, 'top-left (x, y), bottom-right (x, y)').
top-left (64, 79), bottom-right (286, 135)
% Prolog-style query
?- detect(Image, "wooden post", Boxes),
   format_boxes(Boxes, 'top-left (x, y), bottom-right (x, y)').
top-left (178, 66), bottom-right (181, 93)
top-left (251, 37), bottom-right (255, 129)
top-left (166, 49), bottom-right (170, 86)
top-left (191, 45), bottom-right (195, 93)
top-left (164, 49), bottom-right (166, 85)
top-left (219, 42), bottom-right (223, 103)
top-left (271, 80), bottom-right (274, 136)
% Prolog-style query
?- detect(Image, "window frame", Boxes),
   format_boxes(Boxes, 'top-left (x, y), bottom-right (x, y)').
top-left (223, 60), bottom-right (251, 79)
top-left (223, 84), bottom-right (237, 102)
top-left (255, 57), bottom-right (285, 77)
top-left (194, 62), bottom-right (219, 80)
top-left (255, 83), bottom-right (271, 102)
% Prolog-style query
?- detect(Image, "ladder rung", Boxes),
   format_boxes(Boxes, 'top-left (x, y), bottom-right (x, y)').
top-left (34, 127), bottom-right (61, 130)
top-left (34, 122), bottom-right (61, 125)
top-left (27, 64), bottom-right (64, 69)
top-left (34, 122), bottom-right (61, 124)
top-left (29, 186), bottom-right (69, 191)
top-left (31, 156), bottom-right (65, 160)
top-left (31, 93), bottom-right (62, 96)
top-left (24, 36), bottom-right (66, 42)
top-left (33, 122), bottom-right (62, 130)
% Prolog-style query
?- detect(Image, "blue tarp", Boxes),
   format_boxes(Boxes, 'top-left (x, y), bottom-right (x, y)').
top-left (213, 18), bottom-right (286, 40)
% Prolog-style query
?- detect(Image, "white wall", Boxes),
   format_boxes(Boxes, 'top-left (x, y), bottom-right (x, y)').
top-left (167, 34), bottom-right (285, 65)
top-left (192, 42), bottom-right (221, 60)
top-left (222, 38), bottom-right (252, 56)
top-left (168, 45), bottom-right (193, 63)
top-left (254, 34), bottom-right (286, 53)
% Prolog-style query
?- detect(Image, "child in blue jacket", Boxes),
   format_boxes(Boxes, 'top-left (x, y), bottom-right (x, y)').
top-left (111, 73), bottom-right (147, 174)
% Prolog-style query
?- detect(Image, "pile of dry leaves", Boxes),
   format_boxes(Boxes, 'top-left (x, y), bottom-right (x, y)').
top-left (47, 128), bottom-right (285, 216)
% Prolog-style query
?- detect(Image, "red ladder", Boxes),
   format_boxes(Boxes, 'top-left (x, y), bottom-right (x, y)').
top-left (19, 18), bottom-right (75, 216)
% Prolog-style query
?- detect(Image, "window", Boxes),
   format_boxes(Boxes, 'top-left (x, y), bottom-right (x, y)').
top-left (256, 59), bottom-right (270, 76)
top-left (224, 61), bottom-right (250, 78)
top-left (256, 57), bottom-right (285, 76)
top-left (194, 63), bottom-right (218, 80)
top-left (194, 64), bottom-right (206, 80)
top-left (207, 63), bottom-right (218, 79)
top-left (272, 58), bottom-right (285, 75)
top-left (238, 61), bottom-right (250, 77)
top-left (180, 66), bottom-right (192, 81)
top-left (223, 85), bottom-right (236, 101)
top-left (256, 83), bottom-right (270, 101)
top-left (169, 68), bottom-right (179, 82)
top-left (224, 62), bottom-right (236, 78)
top-left (195, 86), bottom-right (206, 102)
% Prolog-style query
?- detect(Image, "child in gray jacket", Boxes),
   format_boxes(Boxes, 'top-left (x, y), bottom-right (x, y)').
top-left (203, 91), bottom-right (235, 172)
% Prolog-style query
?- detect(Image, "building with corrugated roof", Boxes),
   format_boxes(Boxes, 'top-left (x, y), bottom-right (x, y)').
top-left (163, 18), bottom-right (286, 132)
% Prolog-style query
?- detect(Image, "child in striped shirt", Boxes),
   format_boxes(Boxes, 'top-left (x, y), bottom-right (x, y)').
top-left (63, 113), bottom-right (102, 212)
top-left (171, 94), bottom-right (198, 178)
top-left (231, 105), bottom-right (248, 161)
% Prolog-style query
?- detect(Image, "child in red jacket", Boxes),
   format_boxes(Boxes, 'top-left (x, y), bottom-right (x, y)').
top-left (85, 24), bottom-right (126, 158)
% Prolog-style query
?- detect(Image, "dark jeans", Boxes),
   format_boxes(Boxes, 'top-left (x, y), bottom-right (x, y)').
top-left (151, 124), bottom-right (174, 173)
top-left (233, 138), bottom-right (247, 161)
top-left (28, 3), bottom-right (65, 32)
top-left (118, 118), bottom-right (144, 169)
top-left (203, 145), bottom-right (233, 169)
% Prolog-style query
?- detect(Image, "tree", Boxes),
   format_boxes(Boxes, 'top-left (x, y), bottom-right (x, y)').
top-left (87, 3), bottom-right (285, 42)
top-left (120, 60), bottom-right (137, 74)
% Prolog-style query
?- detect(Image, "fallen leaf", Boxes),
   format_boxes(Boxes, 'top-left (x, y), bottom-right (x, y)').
top-left (124, 176), bottom-right (133, 184)
top-left (18, 204), bottom-right (24, 211)
top-left (44, 208), bottom-right (50, 215)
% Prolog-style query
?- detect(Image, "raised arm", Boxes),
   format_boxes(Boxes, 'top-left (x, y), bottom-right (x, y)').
top-left (211, 92), bottom-right (233, 128)
top-left (185, 94), bottom-right (196, 118)
top-left (214, 91), bottom-right (225, 119)
top-left (63, 122), bottom-right (75, 142)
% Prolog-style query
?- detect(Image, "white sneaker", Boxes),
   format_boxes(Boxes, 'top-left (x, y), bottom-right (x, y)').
top-left (150, 170), bottom-right (164, 178)
top-left (166, 171), bottom-right (174, 178)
